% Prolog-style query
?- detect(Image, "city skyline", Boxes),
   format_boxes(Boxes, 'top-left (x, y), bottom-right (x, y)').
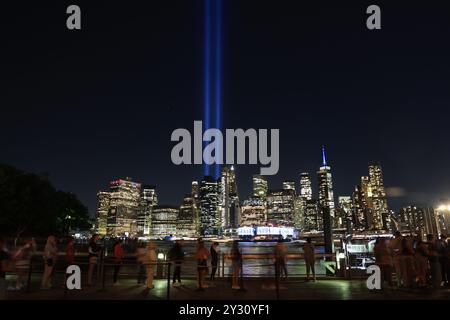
top-left (91, 146), bottom-right (446, 217)
top-left (95, 145), bottom-right (448, 238)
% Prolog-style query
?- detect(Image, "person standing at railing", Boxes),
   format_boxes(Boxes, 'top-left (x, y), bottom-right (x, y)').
top-left (401, 236), bottom-right (416, 289)
top-left (303, 237), bottom-right (316, 282)
top-left (62, 236), bottom-right (76, 288)
top-left (195, 238), bottom-right (210, 291)
top-left (426, 234), bottom-right (442, 289)
top-left (0, 238), bottom-right (10, 300)
top-left (142, 241), bottom-right (157, 290)
top-left (112, 239), bottom-right (124, 286)
top-left (274, 239), bottom-right (288, 281)
top-left (414, 236), bottom-right (429, 288)
top-left (65, 236), bottom-right (75, 265)
top-left (14, 238), bottom-right (36, 290)
top-left (374, 237), bottom-right (393, 289)
top-left (87, 234), bottom-right (101, 286)
top-left (210, 242), bottom-right (220, 281)
top-left (136, 241), bottom-right (147, 285)
top-left (230, 241), bottom-right (242, 290)
top-left (41, 235), bottom-right (57, 289)
top-left (168, 240), bottom-right (185, 287)
top-left (390, 231), bottom-right (403, 287)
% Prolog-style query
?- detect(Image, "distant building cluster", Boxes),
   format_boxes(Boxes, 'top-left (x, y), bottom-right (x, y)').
top-left (96, 147), bottom-right (447, 238)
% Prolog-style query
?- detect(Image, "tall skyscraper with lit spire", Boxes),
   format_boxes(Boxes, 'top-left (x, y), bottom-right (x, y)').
top-left (317, 146), bottom-right (336, 227)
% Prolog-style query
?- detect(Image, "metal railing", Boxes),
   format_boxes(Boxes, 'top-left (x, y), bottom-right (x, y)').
top-left (4, 250), bottom-right (341, 300)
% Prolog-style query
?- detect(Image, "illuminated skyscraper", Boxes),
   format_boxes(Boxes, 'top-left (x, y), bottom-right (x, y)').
top-left (304, 199), bottom-right (319, 231)
top-left (352, 163), bottom-right (389, 231)
top-left (96, 192), bottom-right (110, 236)
top-left (352, 184), bottom-right (368, 231)
top-left (241, 197), bottom-right (267, 226)
top-left (368, 162), bottom-right (389, 230)
top-left (337, 196), bottom-right (352, 231)
top-left (151, 205), bottom-right (178, 237)
top-left (266, 189), bottom-right (295, 226)
top-left (178, 195), bottom-right (198, 237)
top-left (298, 173), bottom-right (313, 231)
top-left (252, 174), bottom-right (268, 198)
top-left (435, 205), bottom-right (450, 235)
top-left (317, 146), bottom-right (335, 227)
top-left (191, 181), bottom-right (199, 198)
top-left (106, 178), bottom-right (141, 237)
top-left (138, 185), bottom-right (158, 236)
top-left (293, 195), bottom-right (304, 229)
top-left (191, 181), bottom-right (201, 234)
top-left (218, 166), bottom-right (239, 230)
top-left (299, 173), bottom-right (312, 201)
top-left (200, 175), bottom-right (219, 235)
top-left (423, 207), bottom-right (439, 237)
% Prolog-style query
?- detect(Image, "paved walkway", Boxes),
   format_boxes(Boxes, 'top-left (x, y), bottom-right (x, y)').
top-left (5, 276), bottom-right (450, 300)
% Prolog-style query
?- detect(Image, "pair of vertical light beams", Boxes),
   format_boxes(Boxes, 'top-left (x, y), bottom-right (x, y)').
top-left (203, 0), bottom-right (222, 179)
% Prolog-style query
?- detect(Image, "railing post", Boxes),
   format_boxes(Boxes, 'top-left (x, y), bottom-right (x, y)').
top-left (274, 261), bottom-right (279, 300)
top-left (166, 262), bottom-right (171, 300)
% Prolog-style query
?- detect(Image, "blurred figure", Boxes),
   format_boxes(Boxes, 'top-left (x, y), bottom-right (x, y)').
top-left (0, 238), bottom-right (10, 300)
top-left (41, 235), bottom-right (57, 289)
top-left (65, 236), bottom-right (75, 265)
top-left (210, 242), bottom-right (220, 281)
top-left (142, 242), bottom-right (157, 290)
top-left (63, 236), bottom-right (75, 288)
top-left (195, 238), bottom-right (210, 291)
top-left (274, 239), bottom-right (288, 280)
top-left (401, 236), bottom-right (416, 289)
top-left (14, 238), bottom-right (36, 290)
top-left (230, 241), bottom-right (242, 289)
top-left (87, 234), bottom-right (101, 286)
top-left (112, 239), bottom-right (124, 286)
top-left (374, 237), bottom-right (393, 289)
top-left (136, 241), bottom-right (147, 285)
top-left (445, 237), bottom-right (450, 287)
top-left (426, 234), bottom-right (442, 289)
top-left (168, 241), bottom-right (185, 287)
top-left (303, 238), bottom-right (316, 281)
top-left (414, 236), bottom-right (429, 288)
top-left (437, 235), bottom-right (448, 286)
top-left (390, 231), bottom-right (403, 287)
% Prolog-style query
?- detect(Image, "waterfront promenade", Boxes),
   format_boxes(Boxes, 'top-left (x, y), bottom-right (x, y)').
top-left (5, 276), bottom-right (450, 300)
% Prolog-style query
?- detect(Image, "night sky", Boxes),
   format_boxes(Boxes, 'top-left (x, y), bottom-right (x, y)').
top-left (2, 0), bottom-right (450, 215)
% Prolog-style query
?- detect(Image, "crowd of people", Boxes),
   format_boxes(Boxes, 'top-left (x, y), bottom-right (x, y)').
top-left (374, 232), bottom-right (450, 290)
top-left (2, 231), bottom-right (448, 299)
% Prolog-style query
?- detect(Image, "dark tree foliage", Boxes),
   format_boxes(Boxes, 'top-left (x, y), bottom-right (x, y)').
top-left (0, 164), bottom-right (91, 237)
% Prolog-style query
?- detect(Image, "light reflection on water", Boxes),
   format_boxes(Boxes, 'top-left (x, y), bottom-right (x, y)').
top-left (154, 240), bottom-right (330, 277)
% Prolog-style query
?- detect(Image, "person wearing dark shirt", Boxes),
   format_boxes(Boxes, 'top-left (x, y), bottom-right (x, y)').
top-left (437, 235), bottom-right (448, 286)
top-left (168, 241), bottom-right (185, 287)
top-left (426, 234), bottom-right (442, 289)
top-left (210, 242), bottom-right (219, 281)
top-left (87, 234), bottom-right (101, 286)
top-left (112, 239), bottom-right (124, 286)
